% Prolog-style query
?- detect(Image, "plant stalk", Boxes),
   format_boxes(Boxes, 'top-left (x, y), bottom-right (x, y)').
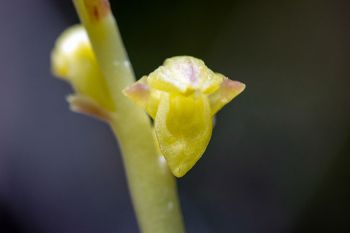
top-left (72, 1), bottom-right (186, 233)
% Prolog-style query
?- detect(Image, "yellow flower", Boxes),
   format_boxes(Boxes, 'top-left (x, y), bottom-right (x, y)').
top-left (51, 25), bottom-right (114, 121)
top-left (123, 56), bottom-right (245, 177)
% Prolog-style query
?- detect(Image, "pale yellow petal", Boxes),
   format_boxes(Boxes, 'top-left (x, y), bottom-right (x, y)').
top-left (123, 76), bottom-right (161, 119)
top-left (209, 76), bottom-right (246, 115)
top-left (123, 76), bottom-right (150, 109)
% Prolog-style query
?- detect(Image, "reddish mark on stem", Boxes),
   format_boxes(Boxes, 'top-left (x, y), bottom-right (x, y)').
top-left (84, 0), bottom-right (110, 22)
top-left (92, 6), bottom-right (99, 19)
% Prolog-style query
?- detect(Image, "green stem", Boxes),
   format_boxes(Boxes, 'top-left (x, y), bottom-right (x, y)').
top-left (72, 1), bottom-right (186, 233)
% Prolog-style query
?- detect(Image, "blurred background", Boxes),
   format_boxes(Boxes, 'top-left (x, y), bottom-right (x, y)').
top-left (0, 0), bottom-right (349, 232)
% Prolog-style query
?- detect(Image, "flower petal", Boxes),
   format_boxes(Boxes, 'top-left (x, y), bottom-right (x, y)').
top-left (209, 76), bottom-right (246, 115)
top-left (123, 76), bottom-right (161, 119)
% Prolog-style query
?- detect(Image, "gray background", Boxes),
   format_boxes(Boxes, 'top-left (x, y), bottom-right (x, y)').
top-left (0, 0), bottom-right (349, 232)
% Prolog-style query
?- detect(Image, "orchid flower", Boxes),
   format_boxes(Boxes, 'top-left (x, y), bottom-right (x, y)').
top-left (124, 56), bottom-right (245, 177)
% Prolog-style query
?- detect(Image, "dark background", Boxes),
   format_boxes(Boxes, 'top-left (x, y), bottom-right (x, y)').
top-left (0, 0), bottom-right (349, 232)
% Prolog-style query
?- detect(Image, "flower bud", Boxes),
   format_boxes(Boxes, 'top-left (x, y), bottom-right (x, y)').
top-left (51, 25), bottom-right (114, 118)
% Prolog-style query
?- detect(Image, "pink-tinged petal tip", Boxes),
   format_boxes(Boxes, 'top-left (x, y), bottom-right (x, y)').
top-left (209, 78), bottom-right (246, 115)
top-left (222, 79), bottom-right (246, 96)
top-left (67, 95), bottom-right (112, 122)
top-left (123, 82), bottom-right (150, 103)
